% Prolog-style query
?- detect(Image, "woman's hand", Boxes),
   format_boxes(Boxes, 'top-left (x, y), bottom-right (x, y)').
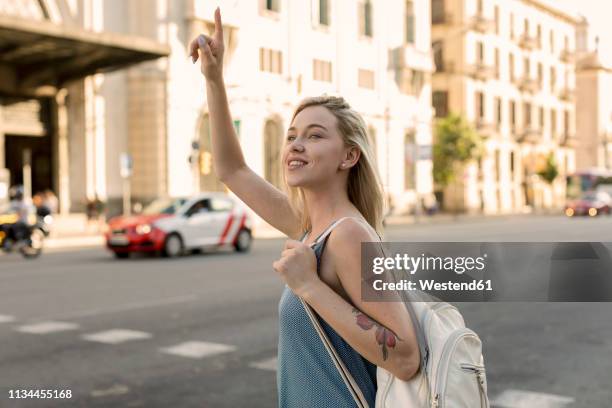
top-left (273, 240), bottom-right (321, 298)
top-left (189, 7), bottom-right (225, 82)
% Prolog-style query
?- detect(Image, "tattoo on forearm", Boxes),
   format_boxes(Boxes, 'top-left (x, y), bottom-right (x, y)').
top-left (352, 308), bottom-right (401, 360)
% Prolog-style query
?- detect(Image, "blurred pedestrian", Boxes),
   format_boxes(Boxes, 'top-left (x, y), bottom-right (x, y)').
top-left (43, 189), bottom-right (58, 214)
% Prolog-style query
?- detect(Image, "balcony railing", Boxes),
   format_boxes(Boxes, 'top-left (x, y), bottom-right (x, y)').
top-left (560, 49), bottom-right (576, 64)
top-left (518, 76), bottom-right (540, 94)
top-left (558, 87), bottom-right (575, 102)
top-left (476, 119), bottom-right (497, 138)
top-left (517, 126), bottom-right (540, 144)
top-left (432, 12), bottom-right (453, 26)
top-left (560, 133), bottom-right (577, 147)
top-left (467, 62), bottom-right (496, 81)
top-left (519, 33), bottom-right (538, 50)
top-left (469, 13), bottom-right (495, 34)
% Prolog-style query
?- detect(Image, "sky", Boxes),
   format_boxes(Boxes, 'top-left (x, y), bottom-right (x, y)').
top-left (560, 0), bottom-right (612, 65)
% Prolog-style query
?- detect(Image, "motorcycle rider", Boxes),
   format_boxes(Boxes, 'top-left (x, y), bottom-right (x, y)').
top-left (3, 186), bottom-right (33, 249)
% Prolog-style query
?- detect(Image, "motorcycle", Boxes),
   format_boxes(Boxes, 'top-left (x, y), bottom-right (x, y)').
top-left (0, 212), bottom-right (51, 259)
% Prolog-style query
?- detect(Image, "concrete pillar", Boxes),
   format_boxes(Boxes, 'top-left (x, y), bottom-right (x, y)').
top-left (56, 89), bottom-right (70, 215)
top-left (0, 103), bottom-right (4, 170)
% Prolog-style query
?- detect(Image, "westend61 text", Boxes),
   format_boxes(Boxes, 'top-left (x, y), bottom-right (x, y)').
top-left (372, 279), bottom-right (493, 292)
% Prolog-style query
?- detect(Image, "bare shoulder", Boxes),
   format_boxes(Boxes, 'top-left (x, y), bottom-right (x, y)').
top-left (325, 218), bottom-right (379, 268)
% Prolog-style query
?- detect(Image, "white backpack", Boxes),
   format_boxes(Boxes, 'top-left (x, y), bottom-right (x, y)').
top-left (302, 218), bottom-right (490, 408)
top-left (375, 294), bottom-right (490, 408)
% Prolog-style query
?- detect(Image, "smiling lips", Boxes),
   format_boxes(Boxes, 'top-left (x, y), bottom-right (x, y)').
top-left (287, 157), bottom-right (308, 170)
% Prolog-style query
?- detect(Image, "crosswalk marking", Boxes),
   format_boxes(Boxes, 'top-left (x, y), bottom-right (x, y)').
top-left (82, 329), bottom-right (152, 344)
top-left (0, 314), bottom-right (16, 323)
top-left (492, 389), bottom-right (575, 408)
top-left (16, 321), bottom-right (79, 334)
top-left (249, 357), bottom-right (277, 371)
top-left (159, 341), bottom-right (236, 359)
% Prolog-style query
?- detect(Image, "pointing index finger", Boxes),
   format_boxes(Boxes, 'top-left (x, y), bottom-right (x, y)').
top-left (214, 7), bottom-right (224, 42)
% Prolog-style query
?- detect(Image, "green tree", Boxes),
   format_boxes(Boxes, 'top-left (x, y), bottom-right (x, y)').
top-left (433, 113), bottom-right (484, 187)
top-left (536, 153), bottom-right (559, 184)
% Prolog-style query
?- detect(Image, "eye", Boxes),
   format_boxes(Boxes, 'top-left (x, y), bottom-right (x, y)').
top-left (309, 134), bottom-right (321, 139)
top-left (286, 135), bottom-right (296, 141)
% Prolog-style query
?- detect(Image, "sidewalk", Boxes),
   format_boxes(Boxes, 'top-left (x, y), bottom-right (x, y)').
top-left (36, 210), bottom-right (562, 252)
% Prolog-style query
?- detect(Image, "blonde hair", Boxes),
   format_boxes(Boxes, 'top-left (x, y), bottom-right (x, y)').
top-left (282, 95), bottom-right (385, 237)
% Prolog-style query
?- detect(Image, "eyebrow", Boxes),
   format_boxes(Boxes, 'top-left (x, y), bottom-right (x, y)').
top-left (287, 124), bottom-right (328, 133)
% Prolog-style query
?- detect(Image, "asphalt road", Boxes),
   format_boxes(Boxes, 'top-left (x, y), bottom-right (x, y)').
top-left (0, 215), bottom-right (611, 407)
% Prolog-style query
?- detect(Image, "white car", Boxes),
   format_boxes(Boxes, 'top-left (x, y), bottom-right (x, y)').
top-left (106, 192), bottom-right (253, 258)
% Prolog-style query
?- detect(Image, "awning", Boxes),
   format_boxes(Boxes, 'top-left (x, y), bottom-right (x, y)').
top-left (0, 15), bottom-right (170, 97)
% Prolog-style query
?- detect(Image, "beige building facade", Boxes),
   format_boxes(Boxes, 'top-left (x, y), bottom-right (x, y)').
top-left (576, 48), bottom-right (612, 172)
top-left (2, 0), bottom-right (435, 224)
top-left (431, 0), bottom-right (583, 214)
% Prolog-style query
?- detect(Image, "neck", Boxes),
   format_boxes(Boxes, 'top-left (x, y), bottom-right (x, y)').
top-left (302, 182), bottom-right (359, 235)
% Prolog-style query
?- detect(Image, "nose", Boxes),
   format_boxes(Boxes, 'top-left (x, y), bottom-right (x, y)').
top-left (290, 141), bottom-right (305, 152)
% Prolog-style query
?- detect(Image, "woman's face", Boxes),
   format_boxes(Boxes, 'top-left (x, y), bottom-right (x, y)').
top-left (283, 106), bottom-right (352, 188)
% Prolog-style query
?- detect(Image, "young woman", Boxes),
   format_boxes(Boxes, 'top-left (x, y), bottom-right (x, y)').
top-left (190, 8), bottom-right (419, 406)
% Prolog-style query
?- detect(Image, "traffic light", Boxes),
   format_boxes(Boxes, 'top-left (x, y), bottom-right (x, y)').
top-left (199, 151), bottom-right (212, 175)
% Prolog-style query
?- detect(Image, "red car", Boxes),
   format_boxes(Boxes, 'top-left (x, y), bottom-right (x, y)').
top-left (105, 193), bottom-right (252, 258)
top-left (565, 192), bottom-right (611, 217)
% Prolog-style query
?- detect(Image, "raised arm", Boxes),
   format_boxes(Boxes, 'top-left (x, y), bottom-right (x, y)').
top-left (189, 7), bottom-right (301, 239)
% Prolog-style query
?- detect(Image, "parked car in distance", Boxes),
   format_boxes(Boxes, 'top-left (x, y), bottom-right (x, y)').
top-left (565, 191), bottom-right (611, 217)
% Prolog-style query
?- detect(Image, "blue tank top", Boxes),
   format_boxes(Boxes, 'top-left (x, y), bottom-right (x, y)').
top-left (277, 226), bottom-right (377, 407)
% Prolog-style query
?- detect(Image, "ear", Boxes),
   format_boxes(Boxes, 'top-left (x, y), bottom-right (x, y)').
top-left (341, 145), bottom-right (361, 169)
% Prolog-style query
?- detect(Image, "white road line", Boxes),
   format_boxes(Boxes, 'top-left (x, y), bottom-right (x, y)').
top-left (16, 321), bottom-right (79, 334)
top-left (35, 294), bottom-right (199, 321)
top-left (82, 329), bottom-right (152, 344)
top-left (249, 357), bottom-right (278, 371)
top-left (0, 314), bottom-right (16, 323)
top-left (159, 341), bottom-right (236, 359)
top-left (492, 389), bottom-right (575, 408)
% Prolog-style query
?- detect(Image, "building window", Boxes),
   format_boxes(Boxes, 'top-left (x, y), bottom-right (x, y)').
top-left (313, 59), bottom-right (332, 82)
top-left (404, 131), bottom-right (416, 190)
top-left (264, 0), bottom-right (280, 12)
top-left (433, 91), bottom-right (448, 118)
top-left (264, 120), bottom-right (284, 188)
top-left (358, 0), bottom-right (373, 37)
top-left (537, 63), bottom-right (543, 86)
top-left (495, 97), bottom-right (502, 127)
top-left (405, 1), bottom-right (415, 44)
top-left (537, 24), bottom-right (542, 48)
top-left (259, 48), bottom-right (283, 74)
top-left (539, 107), bottom-right (544, 130)
top-left (509, 53), bottom-right (515, 81)
top-left (433, 41), bottom-right (444, 72)
top-left (510, 13), bottom-right (514, 39)
top-left (523, 19), bottom-right (529, 37)
top-left (432, 0), bottom-right (445, 24)
top-left (494, 5), bottom-right (499, 35)
top-left (510, 151), bottom-right (515, 174)
top-left (477, 42), bottom-right (484, 63)
top-left (524, 102), bottom-right (532, 127)
top-left (523, 57), bottom-right (530, 77)
top-left (475, 91), bottom-right (485, 120)
top-left (510, 100), bottom-right (516, 130)
top-left (564, 110), bottom-right (570, 135)
top-left (358, 68), bottom-right (375, 89)
top-left (550, 31), bottom-right (555, 53)
top-left (494, 48), bottom-right (500, 79)
top-left (319, 0), bottom-right (330, 25)
top-left (495, 149), bottom-right (501, 182)
top-left (550, 67), bottom-right (556, 91)
top-left (551, 109), bottom-right (557, 135)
